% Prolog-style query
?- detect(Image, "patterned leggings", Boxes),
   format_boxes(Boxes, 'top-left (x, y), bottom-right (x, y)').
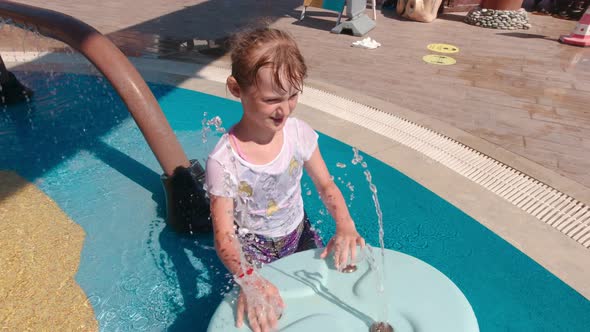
top-left (237, 213), bottom-right (324, 265)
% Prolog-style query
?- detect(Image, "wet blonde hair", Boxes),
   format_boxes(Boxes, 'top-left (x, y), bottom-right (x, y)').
top-left (229, 28), bottom-right (307, 92)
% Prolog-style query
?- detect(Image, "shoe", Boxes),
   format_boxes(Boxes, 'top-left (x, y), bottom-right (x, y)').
top-left (553, 10), bottom-right (571, 19)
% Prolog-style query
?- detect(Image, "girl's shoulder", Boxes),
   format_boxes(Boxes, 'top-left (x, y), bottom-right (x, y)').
top-left (286, 117), bottom-right (317, 137)
top-left (285, 117), bottom-right (318, 161)
top-left (207, 133), bottom-right (232, 163)
top-left (286, 116), bottom-right (307, 125)
top-left (285, 117), bottom-right (312, 134)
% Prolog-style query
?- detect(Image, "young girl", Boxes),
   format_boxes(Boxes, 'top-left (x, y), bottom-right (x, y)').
top-left (206, 28), bottom-right (365, 332)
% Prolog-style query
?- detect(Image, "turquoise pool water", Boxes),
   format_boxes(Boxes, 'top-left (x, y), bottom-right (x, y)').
top-left (1, 72), bottom-right (589, 331)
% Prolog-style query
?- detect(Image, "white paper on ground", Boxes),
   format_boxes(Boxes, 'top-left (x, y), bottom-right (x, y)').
top-left (351, 37), bottom-right (381, 49)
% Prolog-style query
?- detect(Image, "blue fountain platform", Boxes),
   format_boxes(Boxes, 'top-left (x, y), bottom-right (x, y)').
top-left (207, 248), bottom-right (478, 332)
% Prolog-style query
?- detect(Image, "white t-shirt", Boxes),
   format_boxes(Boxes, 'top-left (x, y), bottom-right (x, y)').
top-left (205, 117), bottom-right (318, 238)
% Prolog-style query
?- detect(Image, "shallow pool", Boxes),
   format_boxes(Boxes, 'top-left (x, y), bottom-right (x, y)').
top-left (1, 72), bottom-right (588, 331)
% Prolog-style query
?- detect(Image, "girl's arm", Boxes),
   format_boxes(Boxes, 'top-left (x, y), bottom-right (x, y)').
top-left (210, 194), bottom-right (244, 275)
top-left (304, 146), bottom-right (366, 269)
top-left (210, 194), bottom-right (284, 331)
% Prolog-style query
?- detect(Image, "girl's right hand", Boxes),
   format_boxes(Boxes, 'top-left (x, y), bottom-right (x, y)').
top-left (235, 277), bottom-right (285, 332)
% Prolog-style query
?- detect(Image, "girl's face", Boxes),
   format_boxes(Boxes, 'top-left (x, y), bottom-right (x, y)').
top-left (230, 66), bottom-right (300, 133)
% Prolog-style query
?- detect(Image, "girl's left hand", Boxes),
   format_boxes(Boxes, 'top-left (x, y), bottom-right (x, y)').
top-left (320, 221), bottom-right (366, 270)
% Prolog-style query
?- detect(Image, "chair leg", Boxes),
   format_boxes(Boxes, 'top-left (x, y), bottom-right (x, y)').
top-left (373, 0), bottom-right (377, 20)
top-left (336, 7), bottom-right (344, 26)
top-left (300, 6), bottom-right (307, 20)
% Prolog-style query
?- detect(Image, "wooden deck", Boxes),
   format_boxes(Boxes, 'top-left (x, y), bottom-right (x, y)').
top-left (3, 0), bottom-right (590, 191)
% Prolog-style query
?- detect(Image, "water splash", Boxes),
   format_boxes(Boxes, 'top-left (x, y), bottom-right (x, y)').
top-left (230, 229), bottom-right (283, 319)
top-left (201, 112), bottom-right (211, 144)
top-left (201, 113), bottom-right (226, 165)
top-left (352, 147), bottom-right (388, 324)
top-left (346, 181), bottom-right (355, 203)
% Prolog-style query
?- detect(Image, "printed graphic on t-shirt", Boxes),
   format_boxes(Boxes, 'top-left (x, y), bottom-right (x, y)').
top-left (266, 199), bottom-right (279, 216)
top-left (238, 181), bottom-right (253, 197)
top-left (289, 157), bottom-right (300, 176)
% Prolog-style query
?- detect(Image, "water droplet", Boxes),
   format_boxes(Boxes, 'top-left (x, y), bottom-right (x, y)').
top-left (121, 277), bottom-right (140, 292)
top-left (105, 310), bottom-right (117, 321)
top-left (132, 316), bottom-right (149, 330)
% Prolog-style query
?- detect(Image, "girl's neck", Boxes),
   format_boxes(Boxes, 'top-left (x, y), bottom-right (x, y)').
top-left (230, 120), bottom-right (284, 165)
top-left (232, 121), bottom-right (277, 145)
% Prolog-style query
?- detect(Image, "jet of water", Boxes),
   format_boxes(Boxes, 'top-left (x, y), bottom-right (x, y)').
top-left (352, 147), bottom-right (388, 325)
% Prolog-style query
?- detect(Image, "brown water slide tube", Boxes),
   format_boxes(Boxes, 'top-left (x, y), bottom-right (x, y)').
top-left (0, 0), bottom-right (211, 233)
